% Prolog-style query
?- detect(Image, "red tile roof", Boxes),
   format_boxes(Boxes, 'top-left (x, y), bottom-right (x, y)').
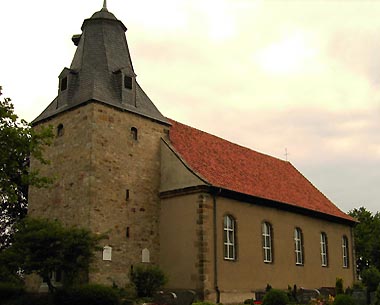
top-left (168, 119), bottom-right (354, 222)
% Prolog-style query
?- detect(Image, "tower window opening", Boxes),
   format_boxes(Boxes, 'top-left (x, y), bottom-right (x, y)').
top-left (124, 75), bottom-right (133, 90)
top-left (57, 124), bottom-right (64, 137)
top-left (60, 77), bottom-right (68, 91)
top-left (126, 227), bottom-right (130, 238)
top-left (126, 189), bottom-right (130, 200)
top-left (131, 127), bottom-right (138, 141)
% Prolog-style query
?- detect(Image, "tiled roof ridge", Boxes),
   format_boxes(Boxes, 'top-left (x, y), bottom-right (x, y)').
top-left (167, 118), bottom-right (289, 165)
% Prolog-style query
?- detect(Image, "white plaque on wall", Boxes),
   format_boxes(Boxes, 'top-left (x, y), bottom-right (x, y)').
top-left (142, 248), bottom-right (150, 263)
top-left (103, 246), bottom-right (112, 261)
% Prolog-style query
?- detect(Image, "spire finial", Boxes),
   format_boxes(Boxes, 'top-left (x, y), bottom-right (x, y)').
top-left (102, 0), bottom-right (108, 11)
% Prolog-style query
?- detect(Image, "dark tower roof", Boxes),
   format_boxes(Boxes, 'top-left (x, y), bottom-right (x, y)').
top-left (33, 6), bottom-right (168, 125)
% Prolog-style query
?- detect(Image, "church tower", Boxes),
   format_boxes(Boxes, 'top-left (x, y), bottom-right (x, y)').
top-left (29, 3), bottom-right (170, 287)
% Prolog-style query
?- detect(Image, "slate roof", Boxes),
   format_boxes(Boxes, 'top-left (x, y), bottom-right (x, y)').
top-left (33, 7), bottom-right (168, 125)
top-left (168, 119), bottom-right (354, 223)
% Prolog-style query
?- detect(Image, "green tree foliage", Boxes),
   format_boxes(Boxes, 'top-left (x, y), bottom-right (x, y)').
top-left (262, 289), bottom-right (289, 305)
top-left (130, 265), bottom-right (167, 298)
top-left (349, 207), bottom-right (380, 276)
top-left (0, 217), bottom-right (102, 292)
top-left (0, 86), bottom-right (53, 250)
top-left (361, 266), bottom-right (380, 293)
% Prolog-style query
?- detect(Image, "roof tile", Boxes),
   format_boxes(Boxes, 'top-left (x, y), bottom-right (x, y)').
top-left (169, 119), bottom-right (353, 222)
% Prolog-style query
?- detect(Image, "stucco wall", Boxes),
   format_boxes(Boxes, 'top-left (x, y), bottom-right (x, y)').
top-left (159, 193), bottom-right (201, 290)
top-left (160, 140), bottom-right (206, 192)
top-left (159, 192), bottom-right (354, 304)
top-left (214, 196), bottom-right (355, 303)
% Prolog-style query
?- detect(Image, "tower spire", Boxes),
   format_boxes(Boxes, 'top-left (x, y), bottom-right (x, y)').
top-left (102, 0), bottom-right (108, 11)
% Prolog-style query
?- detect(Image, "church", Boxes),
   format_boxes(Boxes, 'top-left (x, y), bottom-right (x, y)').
top-left (28, 3), bottom-right (356, 303)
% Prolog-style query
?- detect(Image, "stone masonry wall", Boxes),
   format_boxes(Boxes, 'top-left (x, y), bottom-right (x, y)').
top-left (89, 103), bottom-right (169, 286)
top-left (29, 102), bottom-right (169, 288)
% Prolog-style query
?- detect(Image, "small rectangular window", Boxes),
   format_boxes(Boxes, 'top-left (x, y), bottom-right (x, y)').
top-left (60, 77), bottom-right (68, 91)
top-left (124, 76), bottom-right (133, 90)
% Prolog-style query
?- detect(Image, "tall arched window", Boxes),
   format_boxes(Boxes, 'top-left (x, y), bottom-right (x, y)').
top-left (262, 222), bottom-right (273, 263)
top-left (320, 232), bottom-right (328, 267)
top-left (294, 227), bottom-right (304, 265)
top-left (342, 235), bottom-right (349, 268)
top-left (223, 215), bottom-right (236, 260)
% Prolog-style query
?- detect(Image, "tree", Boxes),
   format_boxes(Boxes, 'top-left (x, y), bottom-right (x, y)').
top-left (361, 267), bottom-right (380, 293)
top-left (0, 86), bottom-right (53, 250)
top-left (0, 217), bottom-right (102, 292)
top-left (349, 207), bottom-right (380, 276)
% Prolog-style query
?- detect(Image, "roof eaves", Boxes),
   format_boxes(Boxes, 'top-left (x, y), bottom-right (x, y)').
top-left (215, 187), bottom-right (357, 226)
top-left (32, 99), bottom-right (171, 127)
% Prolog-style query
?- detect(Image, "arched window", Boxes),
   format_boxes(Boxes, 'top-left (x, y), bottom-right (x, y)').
top-left (342, 235), bottom-right (349, 268)
top-left (294, 227), bottom-right (304, 265)
top-left (320, 232), bottom-right (328, 267)
top-left (131, 127), bottom-right (138, 141)
top-left (223, 215), bottom-right (236, 260)
top-left (262, 222), bottom-right (273, 263)
top-left (57, 123), bottom-right (64, 137)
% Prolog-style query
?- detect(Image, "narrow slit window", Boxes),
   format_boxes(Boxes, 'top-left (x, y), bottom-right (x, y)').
top-left (126, 189), bottom-right (130, 201)
top-left (126, 227), bottom-right (130, 238)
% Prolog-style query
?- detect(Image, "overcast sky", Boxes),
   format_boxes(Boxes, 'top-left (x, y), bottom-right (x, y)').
top-left (1, 0), bottom-right (379, 214)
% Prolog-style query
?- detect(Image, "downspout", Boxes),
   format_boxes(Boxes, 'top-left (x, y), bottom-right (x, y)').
top-left (350, 226), bottom-right (357, 281)
top-left (213, 188), bottom-right (221, 303)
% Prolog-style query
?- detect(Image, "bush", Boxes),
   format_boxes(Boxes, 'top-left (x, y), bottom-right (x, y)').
top-left (0, 282), bottom-right (25, 302)
top-left (262, 289), bottom-right (289, 305)
top-left (333, 294), bottom-right (356, 305)
top-left (244, 299), bottom-right (255, 305)
top-left (192, 302), bottom-right (215, 305)
top-left (131, 265), bottom-right (167, 297)
top-left (54, 284), bottom-right (120, 305)
top-left (2, 293), bottom-right (54, 305)
top-left (335, 278), bottom-right (344, 295)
